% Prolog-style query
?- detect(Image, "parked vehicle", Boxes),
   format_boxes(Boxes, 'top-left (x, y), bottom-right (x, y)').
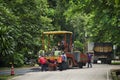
top-left (39, 31), bottom-right (87, 69)
top-left (93, 43), bottom-right (113, 64)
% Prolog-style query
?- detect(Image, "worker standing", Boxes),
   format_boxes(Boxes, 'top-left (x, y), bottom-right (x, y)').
top-left (38, 55), bottom-right (47, 71)
top-left (61, 52), bottom-right (67, 70)
top-left (57, 54), bottom-right (63, 71)
top-left (87, 53), bottom-right (93, 68)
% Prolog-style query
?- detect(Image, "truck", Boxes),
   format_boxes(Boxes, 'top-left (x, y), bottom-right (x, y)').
top-left (40, 31), bottom-right (88, 69)
top-left (93, 43), bottom-right (113, 64)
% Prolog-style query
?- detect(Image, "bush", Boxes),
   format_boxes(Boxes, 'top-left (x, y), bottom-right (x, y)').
top-left (0, 53), bottom-right (24, 67)
top-left (14, 53), bottom-right (24, 67)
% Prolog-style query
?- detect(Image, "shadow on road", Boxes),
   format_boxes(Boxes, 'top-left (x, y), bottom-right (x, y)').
top-left (30, 67), bottom-right (41, 72)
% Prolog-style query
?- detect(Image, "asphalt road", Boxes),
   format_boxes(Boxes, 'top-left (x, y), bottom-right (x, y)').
top-left (10, 64), bottom-right (120, 80)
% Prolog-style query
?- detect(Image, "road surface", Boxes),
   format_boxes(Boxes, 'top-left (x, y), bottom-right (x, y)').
top-left (10, 64), bottom-right (120, 80)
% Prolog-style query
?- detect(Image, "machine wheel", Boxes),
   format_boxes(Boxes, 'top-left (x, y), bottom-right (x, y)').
top-left (78, 62), bottom-right (83, 68)
top-left (83, 63), bottom-right (86, 66)
top-left (67, 58), bottom-right (73, 68)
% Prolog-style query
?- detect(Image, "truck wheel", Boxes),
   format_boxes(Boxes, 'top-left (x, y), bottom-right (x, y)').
top-left (67, 58), bottom-right (73, 68)
top-left (107, 60), bottom-right (111, 64)
top-left (78, 62), bottom-right (83, 68)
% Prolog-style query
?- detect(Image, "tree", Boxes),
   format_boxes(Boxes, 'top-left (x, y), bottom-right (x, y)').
top-left (65, 0), bottom-right (120, 44)
top-left (0, 0), bottom-right (53, 67)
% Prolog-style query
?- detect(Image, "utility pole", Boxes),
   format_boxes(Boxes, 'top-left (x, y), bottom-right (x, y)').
top-left (84, 32), bottom-right (88, 53)
top-left (113, 45), bottom-right (116, 59)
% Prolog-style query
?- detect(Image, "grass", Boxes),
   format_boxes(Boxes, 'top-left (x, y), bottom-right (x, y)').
top-left (111, 60), bottom-right (120, 65)
top-left (0, 67), bottom-right (10, 71)
top-left (0, 75), bottom-right (15, 80)
top-left (0, 64), bottom-right (38, 70)
top-left (112, 62), bottom-right (120, 65)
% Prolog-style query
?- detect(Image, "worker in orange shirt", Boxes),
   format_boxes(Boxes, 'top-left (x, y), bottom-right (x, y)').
top-left (57, 54), bottom-right (63, 71)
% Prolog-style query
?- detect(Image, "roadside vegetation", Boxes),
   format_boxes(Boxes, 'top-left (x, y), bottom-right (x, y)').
top-left (111, 61), bottom-right (120, 65)
top-left (0, 75), bottom-right (15, 80)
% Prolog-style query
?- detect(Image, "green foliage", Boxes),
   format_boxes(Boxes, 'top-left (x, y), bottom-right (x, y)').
top-left (69, 0), bottom-right (120, 45)
top-left (63, 0), bottom-right (120, 54)
top-left (0, 0), bottom-right (52, 67)
top-left (74, 40), bottom-right (84, 51)
top-left (0, 27), bottom-right (14, 56)
top-left (111, 61), bottom-right (120, 65)
top-left (14, 53), bottom-right (24, 67)
top-left (115, 0), bottom-right (120, 7)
